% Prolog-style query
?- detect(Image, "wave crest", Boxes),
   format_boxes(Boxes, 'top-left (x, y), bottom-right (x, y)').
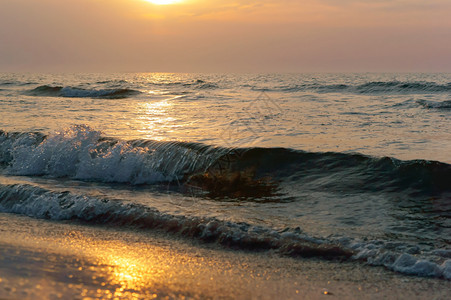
top-left (0, 126), bottom-right (449, 198)
top-left (417, 99), bottom-right (451, 110)
top-left (273, 81), bottom-right (451, 94)
top-left (1, 125), bottom-right (223, 185)
top-left (25, 85), bottom-right (141, 99)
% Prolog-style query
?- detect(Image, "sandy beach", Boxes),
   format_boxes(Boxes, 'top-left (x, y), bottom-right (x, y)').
top-left (0, 213), bottom-right (449, 299)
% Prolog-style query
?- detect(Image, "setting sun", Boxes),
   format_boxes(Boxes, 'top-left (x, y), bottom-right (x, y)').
top-left (144, 0), bottom-right (181, 4)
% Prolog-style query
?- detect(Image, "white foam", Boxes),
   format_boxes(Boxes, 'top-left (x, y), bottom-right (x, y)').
top-left (392, 254), bottom-right (442, 277)
top-left (5, 125), bottom-right (214, 184)
top-left (1, 181), bottom-right (450, 279)
top-left (346, 241), bottom-right (450, 279)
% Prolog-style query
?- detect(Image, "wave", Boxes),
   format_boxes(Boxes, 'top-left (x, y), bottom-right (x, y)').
top-left (0, 126), bottom-right (450, 199)
top-left (95, 79), bottom-right (129, 85)
top-left (273, 81), bottom-right (451, 94)
top-left (150, 79), bottom-right (219, 90)
top-left (0, 182), bottom-right (352, 259)
top-left (417, 99), bottom-right (451, 110)
top-left (231, 148), bottom-right (450, 195)
top-left (25, 85), bottom-right (141, 99)
top-left (0, 81), bottom-right (16, 86)
top-left (0, 125), bottom-right (225, 185)
top-left (0, 182), bottom-right (449, 279)
top-left (0, 79), bottom-right (37, 86)
top-left (189, 79), bottom-right (220, 90)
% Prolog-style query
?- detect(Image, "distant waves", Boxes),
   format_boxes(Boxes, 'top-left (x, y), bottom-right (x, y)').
top-left (25, 85), bottom-right (142, 99)
top-left (261, 81), bottom-right (451, 94)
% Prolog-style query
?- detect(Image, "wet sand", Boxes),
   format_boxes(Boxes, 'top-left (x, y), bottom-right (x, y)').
top-left (0, 213), bottom-right (449, 299)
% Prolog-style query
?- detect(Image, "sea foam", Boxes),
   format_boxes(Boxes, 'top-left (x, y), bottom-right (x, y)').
top-left (0, 182), bottom-right (449, 279)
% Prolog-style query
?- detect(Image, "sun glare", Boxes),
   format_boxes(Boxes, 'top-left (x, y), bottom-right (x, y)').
top-left (144, 0), bottom-right (182, 4)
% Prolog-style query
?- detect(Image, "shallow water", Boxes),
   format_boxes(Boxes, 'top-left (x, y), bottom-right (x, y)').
top-left (3, 213), bottom-right (450, 299)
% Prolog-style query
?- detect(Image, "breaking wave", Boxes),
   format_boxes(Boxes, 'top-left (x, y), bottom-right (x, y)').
top-left (0, 182), bottom-right (449, 279)
top-left (25, 85), bottom-right (141, 99)
top-left (0, 126), bottom-right (449, 198)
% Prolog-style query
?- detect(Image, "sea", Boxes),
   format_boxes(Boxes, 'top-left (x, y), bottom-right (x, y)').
top-left (0, 72), bottom-right (450, 279)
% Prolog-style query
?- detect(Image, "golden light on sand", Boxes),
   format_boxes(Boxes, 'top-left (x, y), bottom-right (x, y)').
top-left (144, 0), bottom-right (182, 4)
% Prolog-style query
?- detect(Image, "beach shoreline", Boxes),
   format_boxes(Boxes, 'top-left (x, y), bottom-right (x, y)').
top-left (0, 213), bottom-right (449, 299)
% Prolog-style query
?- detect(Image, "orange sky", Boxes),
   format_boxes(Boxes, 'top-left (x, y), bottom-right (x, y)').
top-left (1, 0), bottom-right (450, 72)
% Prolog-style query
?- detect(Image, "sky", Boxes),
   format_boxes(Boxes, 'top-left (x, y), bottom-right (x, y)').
top-left (1, 0), bottom-right (450, 73)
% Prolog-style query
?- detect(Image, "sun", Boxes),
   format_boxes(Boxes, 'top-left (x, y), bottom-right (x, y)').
top-left (144, 0), bottom-right (182, 4)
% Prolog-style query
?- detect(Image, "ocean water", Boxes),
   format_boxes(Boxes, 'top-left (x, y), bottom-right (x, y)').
top-left (0, 73), bottom-right (450, 279)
